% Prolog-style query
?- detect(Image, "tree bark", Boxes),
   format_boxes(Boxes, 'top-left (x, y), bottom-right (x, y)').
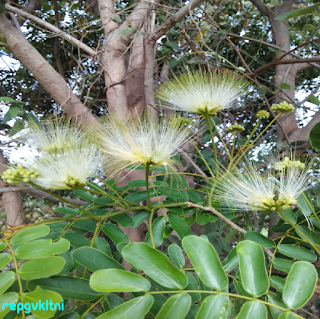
top-left (0, 149), bottom-right (26, 226)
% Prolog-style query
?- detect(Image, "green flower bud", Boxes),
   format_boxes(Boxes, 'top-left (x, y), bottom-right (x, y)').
top-left (270, 102), bottom-right (295, 113)
top-left (256, 110), bottom-right (270, 119)
top-left (227, 124), bottom-right (245, 133)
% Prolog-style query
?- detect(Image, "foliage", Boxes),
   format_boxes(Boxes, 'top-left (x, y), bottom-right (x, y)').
top-left (0, 101), bottom-right (320, 318)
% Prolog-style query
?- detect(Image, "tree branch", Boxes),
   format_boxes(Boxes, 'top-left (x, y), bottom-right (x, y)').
top-left (151, 0), bottom-right (204, 41)
top-left (5, 4), bottom-right (97, 57)
top-left (248, 57), bottom-right (320, 77)
top-left (249, 0), bottom-right (268, 16)
top-left (0, 187), bottom-right (87, 205)
top-left (181, 150), bottom-right (206, 177)
top-left (0, 13), bottom-right (100, 127)
top-left (17, 0), bottom-right (41, 25)
top-left (209, 30), bottom-right (320, 71)
top-left (97, 0), bottom-right (118, 36)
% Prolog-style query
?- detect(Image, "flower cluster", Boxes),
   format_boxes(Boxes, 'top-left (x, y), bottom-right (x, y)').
top-left (96, 115), bottom-right (196, 178)
top-left (2, 163), bottom-right (41, 184)
top-left (215, 160), bottom-right (310, 211)
top-left (271, 102), bottom-right (295, 113)
top-left (256, 110), bottom-right (270, 119)
top-left (273, 156), bottom-right (305, 171)
top-left (5, 119), bottom-right (102, 190)
top-left (227, 124), bottom-right (245, 133)
top-left (156, 69), bottom-right (248, 116)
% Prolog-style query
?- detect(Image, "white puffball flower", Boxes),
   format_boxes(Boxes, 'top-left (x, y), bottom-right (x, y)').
top-left (215, 163), bottom-right (310, 212)
top-left (27, 144), bottom-right (102, 190)
top-left (97, 115), bottom-right (197, 178)
top-left (156, 69), bottom-right (248, 115)
top-left (24, 117), bottom-right (87, 154)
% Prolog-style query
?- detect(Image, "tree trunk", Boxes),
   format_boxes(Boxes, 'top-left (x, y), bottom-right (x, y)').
top-left (0, 149), bottom-right (26, 226)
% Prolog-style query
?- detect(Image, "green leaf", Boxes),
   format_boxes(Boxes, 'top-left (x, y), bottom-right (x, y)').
top-left (236, 241), bottom-right (269, 297)
top-left (0, 271), bottom-right (15, 296)
top-left (64, 233), bottom-right (89, 248)
top-left (244, 231), bottom-right (275, 248)
top-left (90, 269), bottom-right (150, 292)
top-left (59, 251), bottom-right (74, 274)
top-left (222, 247), bottom-right (239, 271)
top-left (145, 216), bottom-right (166, 247)
top-left (307, 94), bottom-right (320, 105)
top-left (168, 214), bottom-right (190, 239)
top-left (297, 192), bottom-right (314, 219)
top-left (122, 242), bottom-right (188, 289)
top-left (10, 225), bottom-right (50, 245)
top-left (72, 247), bottom-right (124, 272)
top-left (103, 223), bottom-right (129, 246)
top-left (28, 276), bottom-right (102, 301)
top-left (125, 190), bottom-right (156, 203)
top-left (279, 82), bottom-right (292, 90)
top-left (156, 293), bottom-right (191, 319)
top-left (168, 244), bottom-right (185, 268)
top-left (169, 57), bottom-right (186, 69)
top-left (96, 295), bottom-right (153, 319)
top-left (167, 41), bottom-right (180, 51)
top-left (19, 256), bottom-right (65, 280)
top-left (267, 293), bottom-right (286, 319)
top-left (0, 254), bottom-right (11, 270)
top-left (278, 244), bottom-right (316, 262)
top-left (15, 238), bottom-right (70, 259)
top-left (296, 225), bottom-right (320, 245)
top-left (182, 235), bottom-right (228, 290)
top-left (196, 294), bottom-right (229, 319)
top-left (234, 279), bottom-right (253, 298)
top-left (120, 27), bottom-right (136, 35)
top-left (127, 180), bottom-right (148, 187)
top-left (9, 118), bottom-right (25, 137)
top-left (157, 188), bottom-right (183, 199)
top-left (132, 211), bottom-right (149, 228)
top-left (272, 258), bottom-right (294, 273)
top-left (185, 272), bottom-right (200, 303)
top-left (310, 122), bottom-right (320, 151)
top-left (236, 301), bottom-right (267, 319)
top-left (186, 189), bottom-right (200, 203)
top-left (111, 213), bottom-right (133, 227)
top-left (72, 220), bottom-right (96, 232)
top-left (54, 207), bottom-right (79, 216)
top-left (278, 209), bottom-right (297, 225)
top-left (94, 197), bottom-right (115, 205)
top-left (103, 294), bottom-right (124, 312)
top-left (0, 293), bottom-right (19, 319)
top-left (73, 190), bottom-right (94, 202)
top-left (0, 243), bottom-right (6, 252)
top-left (278, 312), bottom-right (298, 319)
top-left (282, 261), bottom-right (317, 309)
top-left (9, 106), bottom-right (20, 118)
top-left (92, 238), bottom-right (112, 257)
top-left (23, 286), bottom-right (62, 319)
top-left (270, 276), bottom-right (285, 293)
top-left (275, 3), bottom-right (320, 20)
top-left (0, 97), bottom-right (15, 102)
top-left (187, 57), bottom-right (206, 65)
top-left (2, 111), bottom-right (11, 124)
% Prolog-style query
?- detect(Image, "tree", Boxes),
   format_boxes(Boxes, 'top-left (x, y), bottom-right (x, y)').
top-left (0, 1), bottom-right (320, 318)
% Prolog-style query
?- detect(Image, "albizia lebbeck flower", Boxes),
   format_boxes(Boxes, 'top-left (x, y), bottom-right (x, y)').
top-left (96, 115), bottom-right (196, 177)
top-left (155, 69), bottom-right (248, 115)
top-left (25, 117), bottom-right (86, 154)
top-left (215, 162), bottom-right (310, 212)
top-left (28, 143), bottom-right (102, 190)
top-left (3, 117), bottom-right (103, 190)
